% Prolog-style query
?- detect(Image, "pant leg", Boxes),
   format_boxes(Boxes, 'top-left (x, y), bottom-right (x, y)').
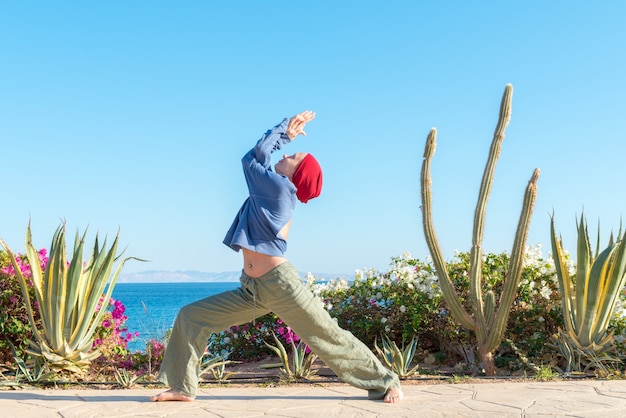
top-left (253, 262), bottom-right (400, 400)
top-left (158, 275), bottom-right (270, 397)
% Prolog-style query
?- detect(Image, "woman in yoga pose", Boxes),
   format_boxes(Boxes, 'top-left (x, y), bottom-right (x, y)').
top-left (151, 111), bottom-right (403, 403)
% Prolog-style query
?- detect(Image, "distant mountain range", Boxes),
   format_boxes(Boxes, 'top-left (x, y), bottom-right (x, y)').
top-left (118, 270), bottom-right (350, 283)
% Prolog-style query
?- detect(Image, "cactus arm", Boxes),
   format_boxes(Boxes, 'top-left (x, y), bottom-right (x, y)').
top-left (486, 168), bottom-right (539, 352)
top-left (420, 128), bottom-right (475, 329)
top-left (484, 291), bottom-right (495, 329)
top-left (469, 84), bottom-right (513, 344)
top-left (472, 84), bottom-right (513, 245)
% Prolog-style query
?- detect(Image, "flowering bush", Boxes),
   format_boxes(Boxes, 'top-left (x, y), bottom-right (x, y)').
top-left (124, 338), bottom-right (166, 377)
top-left (0, 249), bottom-right (47, 363)
top-left (310, 255), bottom-right (441, 352)
top-left (431, 247), bottom-right (563, 369)
top-left (7, 243), bottom-right (626, 376)
top-left (92, 296), bottom-right (139, 358)
top-left (208, 314), bottom-right (305, 361)
top-left (204, 254), bottom-right (439, 363)
top-left (208, 245), bottom-right (626, 373)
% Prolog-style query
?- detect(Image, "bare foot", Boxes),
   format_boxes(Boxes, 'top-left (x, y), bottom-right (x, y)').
top-left (150, 389), bottom-right (194, 402)
top-left (383, 387), bottom-right (404, 403)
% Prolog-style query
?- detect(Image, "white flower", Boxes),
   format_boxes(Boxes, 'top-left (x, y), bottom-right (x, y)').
top-left (400, 305), bottom-right (406, 313)
top-left (381, 317), bottom-right (388, 324)
top-left (385, 326), bottom-right (391, 332)
top-left (223, 337), bottom-right (231, 344)
top-left (305, 272), bottom-right (316, 286)
top-left (540, 286), bottom-right (552, 299)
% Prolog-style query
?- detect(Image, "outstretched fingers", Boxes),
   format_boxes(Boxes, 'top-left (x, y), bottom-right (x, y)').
top-left (296, 110), bottom-right (316, 122)
top-left (287, 110), bottom-right (316, 140)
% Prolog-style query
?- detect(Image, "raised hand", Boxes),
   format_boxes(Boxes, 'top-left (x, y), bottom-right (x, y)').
top-left (287, 110), bottom-right (316, 140)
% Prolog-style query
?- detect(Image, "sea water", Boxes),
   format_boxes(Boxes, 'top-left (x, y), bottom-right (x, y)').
top-left (111, 282), bottom-right (239, 352)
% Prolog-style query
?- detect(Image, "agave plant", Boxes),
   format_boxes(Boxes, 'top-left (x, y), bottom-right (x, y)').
top-left (262, 332), bottom-right (318, 381)
top-left (200, 351), bottom-right (239, 382)
top-left (114, 367), bottom-right (142, 388)
top-left (374, 335), bottom-right (419, 379)
top-left (550, 214), bottom-right (626, 368)
top-left (0, 222), bottom-right (136, 374)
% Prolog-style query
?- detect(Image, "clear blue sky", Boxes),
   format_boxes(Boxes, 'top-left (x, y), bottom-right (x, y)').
top-left (1, 2), bottom-right (625, 276)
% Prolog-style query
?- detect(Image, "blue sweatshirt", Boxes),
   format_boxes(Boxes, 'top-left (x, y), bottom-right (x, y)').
top-left (223, 118), bottom-right (297, 256)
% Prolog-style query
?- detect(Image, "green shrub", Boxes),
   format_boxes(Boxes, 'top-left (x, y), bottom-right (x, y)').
top-left (208, 313), bottom-right (304, 362)
top-left (433, 248), bottom-right (563, 369)
top-left (159, 246), bottom-right (626, 374)
top-left (311, 254), bottom-right (441, 352)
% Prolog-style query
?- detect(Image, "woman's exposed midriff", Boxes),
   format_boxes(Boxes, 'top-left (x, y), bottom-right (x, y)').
top-left (242, 247), bottom-right (287, 278)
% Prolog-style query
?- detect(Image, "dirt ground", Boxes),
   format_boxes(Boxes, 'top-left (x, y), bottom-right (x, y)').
top-left (197, 356), bottom-right (548, 387)
top-left (0, 356), bottom-right (579, 391)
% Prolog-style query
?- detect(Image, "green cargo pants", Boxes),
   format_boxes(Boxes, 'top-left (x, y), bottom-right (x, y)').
top-left (157, 261), bottom-right (400, 399)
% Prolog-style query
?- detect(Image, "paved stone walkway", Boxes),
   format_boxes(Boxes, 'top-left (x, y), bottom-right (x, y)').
top-left (2, 380), bottom-right (626, 417)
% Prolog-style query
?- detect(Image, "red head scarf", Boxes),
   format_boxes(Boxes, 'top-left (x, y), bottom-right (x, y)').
top-left (292, 154), bottom-right (323, 203)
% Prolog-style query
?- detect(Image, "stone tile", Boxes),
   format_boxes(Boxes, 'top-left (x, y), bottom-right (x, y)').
top-left (2, 380), bottom-right (626, 417)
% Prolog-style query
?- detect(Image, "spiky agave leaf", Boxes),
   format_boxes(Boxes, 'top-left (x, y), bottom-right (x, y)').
top-left (263, 332), bottom-right (292, 375)
top-left (400, 337), bottom-right (419, 375)
top-left (582, 237), bottom-right (626, 347)
top-left (374, 336), bottom-right (395, 368)
top-left (551, 216), bottom-right (577, 342)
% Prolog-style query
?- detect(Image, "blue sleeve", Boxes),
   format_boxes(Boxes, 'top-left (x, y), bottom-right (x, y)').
top-left (241, 118), bottom-right (293, 197)
top-left (252, 118), bottom-right (291, 168)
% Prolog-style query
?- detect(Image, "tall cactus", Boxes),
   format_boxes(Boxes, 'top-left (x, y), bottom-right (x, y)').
top-left (419, 84), bottom-right (540, 375)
